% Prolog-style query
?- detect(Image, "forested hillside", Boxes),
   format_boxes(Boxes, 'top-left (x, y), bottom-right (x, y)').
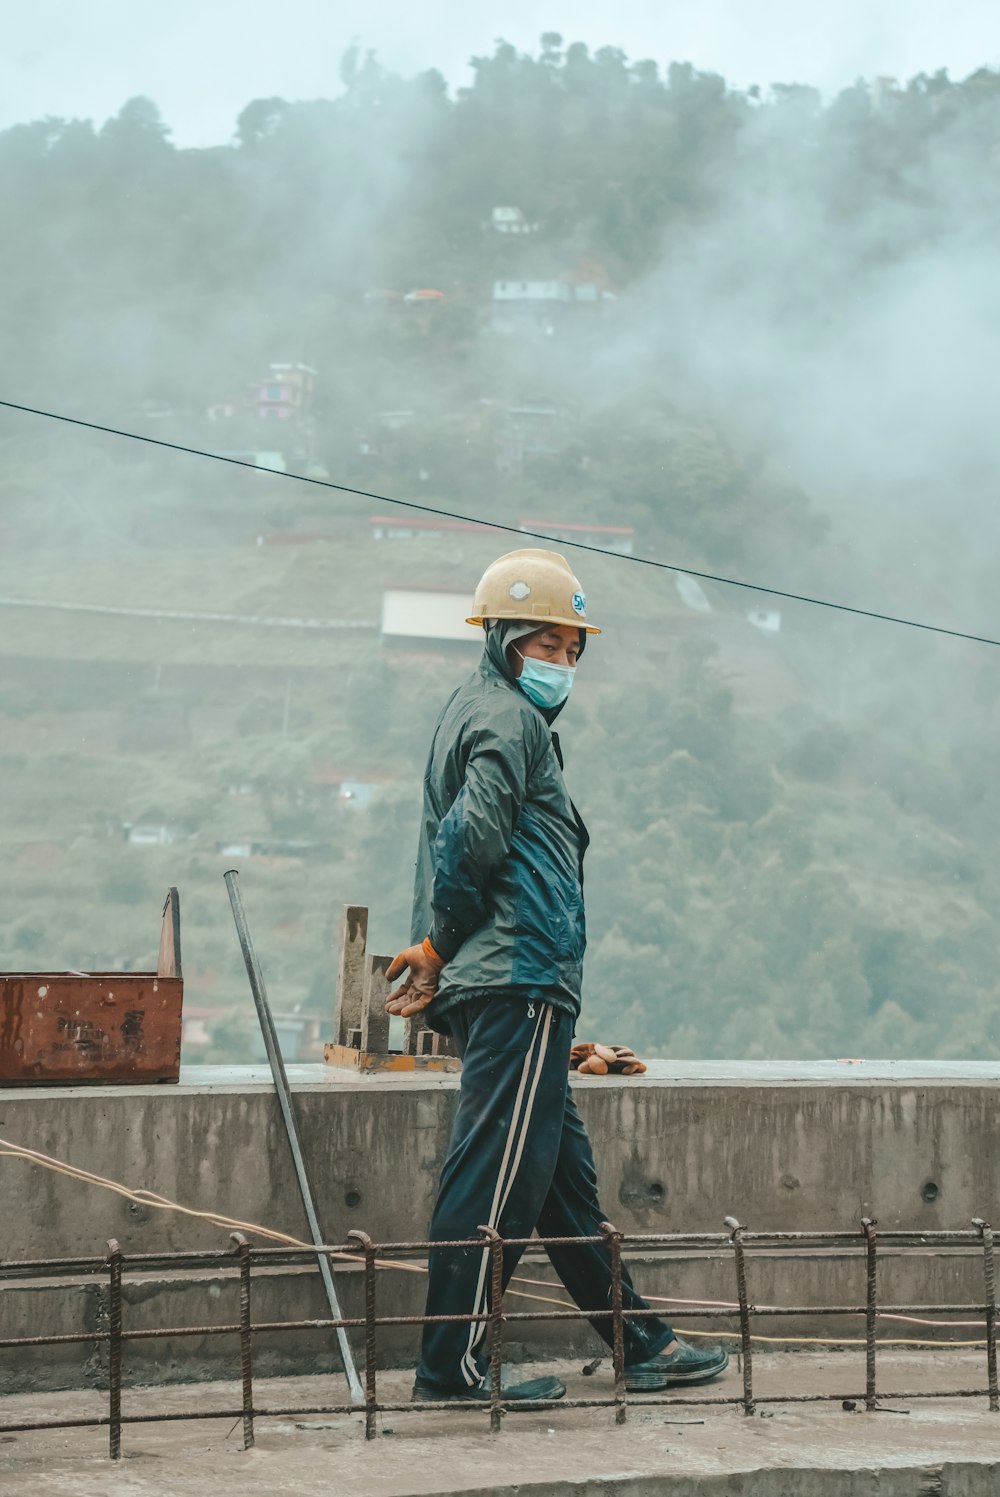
top-left (1, 40), bottom-right (999, 1059)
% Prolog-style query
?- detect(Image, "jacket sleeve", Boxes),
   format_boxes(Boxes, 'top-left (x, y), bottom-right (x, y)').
top-left (428, 713), bottom-right (530, 962)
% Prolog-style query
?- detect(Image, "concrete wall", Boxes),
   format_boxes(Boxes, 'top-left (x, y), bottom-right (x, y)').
top-left (4, 1061), bottom-right (998, 1254)
top-left (2, 1061), bottom-right (998, 1390)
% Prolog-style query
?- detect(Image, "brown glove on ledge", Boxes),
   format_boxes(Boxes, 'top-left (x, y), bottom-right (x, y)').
top-left (570, 1042), bottom-right (647, 1077)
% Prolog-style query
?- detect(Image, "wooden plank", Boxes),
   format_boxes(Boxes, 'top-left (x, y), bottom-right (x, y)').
top-left (334, 905), bottom-right (368, 1046)
top-left (402, 1013), bottom-right (424, 1057)
top-left (323, 1042), bottom-right (461, 1075)
top-left (0, 973), bottom-right (183, 1084)
top-left (403, 1014), bottom-right (450, 1057)
top-left (157, 888), bottom-right (182, 979)
top-left (360, 954), bottom-right (392, 1054)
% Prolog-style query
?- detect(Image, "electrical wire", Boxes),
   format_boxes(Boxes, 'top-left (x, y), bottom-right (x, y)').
top-left (2, 396), bottom-right (1000, 651)
top-left (1, 1137), bottom-right (988, 1348)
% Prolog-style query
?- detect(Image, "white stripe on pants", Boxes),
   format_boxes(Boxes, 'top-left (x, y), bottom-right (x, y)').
top-left (459, 1004), bottom-right (553, 1385)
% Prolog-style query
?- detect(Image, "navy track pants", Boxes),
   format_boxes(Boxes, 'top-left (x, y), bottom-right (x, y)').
top-left (417, 995), bottom-right (673, 1390)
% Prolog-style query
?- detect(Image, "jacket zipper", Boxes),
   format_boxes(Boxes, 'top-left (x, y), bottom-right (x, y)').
top-left (527, 1001), bottom-right (536, 1019)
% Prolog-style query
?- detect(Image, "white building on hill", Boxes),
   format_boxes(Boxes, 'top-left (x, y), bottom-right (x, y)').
top-left (381, 586), bottom-right (477, 646)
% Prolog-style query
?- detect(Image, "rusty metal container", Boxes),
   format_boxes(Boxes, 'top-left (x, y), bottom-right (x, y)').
top-left (0, 890), bottom-right (183, 1085)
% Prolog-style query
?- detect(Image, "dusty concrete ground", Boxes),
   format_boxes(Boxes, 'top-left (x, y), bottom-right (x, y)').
top-left (2, 1351), bottom-right (1000, 1495)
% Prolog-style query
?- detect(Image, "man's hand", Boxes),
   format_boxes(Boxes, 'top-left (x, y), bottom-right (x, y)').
top-left (385, 938), bottom-right (445, 1017)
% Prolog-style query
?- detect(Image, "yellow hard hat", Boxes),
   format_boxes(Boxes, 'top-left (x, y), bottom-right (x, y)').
top-left (467, 548), bottom-right (601, 634)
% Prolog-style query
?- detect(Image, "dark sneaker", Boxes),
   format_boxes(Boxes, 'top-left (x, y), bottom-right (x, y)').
top-left (412, 1370), bottom-right (566, 1404)
top-left (625, 1338), bottom-right (729, 1391)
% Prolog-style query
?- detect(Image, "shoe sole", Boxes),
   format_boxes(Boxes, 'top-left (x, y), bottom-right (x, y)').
top-left (412, 1380), bottom-right (567, 1405)
top-left (626, 1357), bottom-right (729, 1392)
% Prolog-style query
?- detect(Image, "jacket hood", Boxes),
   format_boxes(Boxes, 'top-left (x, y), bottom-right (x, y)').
top-left (480, 618), bottom-right (585, 725)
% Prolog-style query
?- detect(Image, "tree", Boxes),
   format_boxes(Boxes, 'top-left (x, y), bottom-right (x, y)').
top-left (235, 97), bottom-right (289, 149)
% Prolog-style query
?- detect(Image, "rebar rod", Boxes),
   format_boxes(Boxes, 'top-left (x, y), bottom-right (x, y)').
top-left (4, 1384), bottom-right (997, 1439)
top-left (480, 1226), bottom-right (504, 1435)
top-left (5, 1296), bottom-right (995, 1350)
top-left (106, 1240), bottom-right (123, 1460)
top-left (5, 1229), bottom-right (990, 1281)
top-left (862, 1218), bottom-right (878, 1412)
top-left (230, 1234), bottom-right (255, 1449)
top-left (349, 1230), bottom-right (379, 1440)
top-left (972, 1218), bottom-right (999, 1412)
top-left (601, 1222), bottom-right (627, 1426)
top-left (725, 1217), bottom-right (755, 1416)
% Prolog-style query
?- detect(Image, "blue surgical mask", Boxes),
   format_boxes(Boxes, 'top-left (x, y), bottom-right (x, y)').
top-left (514, 650), bottom-right (576, 710)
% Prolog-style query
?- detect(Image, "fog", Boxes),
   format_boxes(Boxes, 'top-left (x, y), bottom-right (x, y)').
top-left (2, 32), bottom-right (1000, 1066)
top-left (619, 113), bottom-right (1000, 614)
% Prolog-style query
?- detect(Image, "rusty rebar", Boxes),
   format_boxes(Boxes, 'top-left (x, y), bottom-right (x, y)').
top-left (600, 1222), bottom-right (627, 1425)
top-left (4, 1384), bottom-right (998, 1439)
top-left (478, 1225), bottom-right (504, 1434)
top-left (349, 1230), bottom-right (379, 1439)
top-left (3, 1227), bottom-right (991, 1283)
top-left (8, 1219), bottom-right (1000, 1455)
top-left (861, 1218), bottom-right (878, 1412)
top-left (106, 1239), bottom-right (123, 1460)
top-left (229, 1233), bottom-right (254, 1449)
top-left (3, 1295), bottom-right (994, 1353)
top-left (972, 1218), bottom-right (999, 1412)
top-left (16, 1233), bottom-right (985, 1272)
top-left (724, 1217), bottom-right (754, 1416)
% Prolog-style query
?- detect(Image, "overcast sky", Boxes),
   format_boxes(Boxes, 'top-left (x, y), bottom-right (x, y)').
top-left (3, 1), bottom-right (998, 146)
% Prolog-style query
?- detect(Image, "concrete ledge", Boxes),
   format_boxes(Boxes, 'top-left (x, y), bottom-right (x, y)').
top-left (3, 1062), bottom-right (999, 1256)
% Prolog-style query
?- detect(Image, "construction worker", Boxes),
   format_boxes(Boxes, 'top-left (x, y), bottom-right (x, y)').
top-left (386, 549), bottom-right (729, 1403)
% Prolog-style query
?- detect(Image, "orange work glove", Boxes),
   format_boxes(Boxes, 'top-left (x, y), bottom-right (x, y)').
top-left (384, 937), bottom-right (444, 1018)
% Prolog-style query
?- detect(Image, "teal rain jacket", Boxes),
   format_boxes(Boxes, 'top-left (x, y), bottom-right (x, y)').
top-left (411, 619), bottom-right (590, 1030)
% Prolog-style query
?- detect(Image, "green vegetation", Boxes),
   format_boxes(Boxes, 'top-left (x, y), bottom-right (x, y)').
top-left (1, 42), bottom-right (999, 1060)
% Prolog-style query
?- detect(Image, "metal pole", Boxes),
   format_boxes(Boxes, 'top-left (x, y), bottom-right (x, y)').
top-left (224, 869), bottom-right (363, 1404)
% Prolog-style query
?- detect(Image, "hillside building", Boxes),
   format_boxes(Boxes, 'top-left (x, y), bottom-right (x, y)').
top-left (380, 585), bottom-right (477, 647)
top-left (491, 278), bottom-right (615, 334)
top-left (208, 362), bottom-right (317, 467)
top-left (491, 206), bottom-right (537, 234)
